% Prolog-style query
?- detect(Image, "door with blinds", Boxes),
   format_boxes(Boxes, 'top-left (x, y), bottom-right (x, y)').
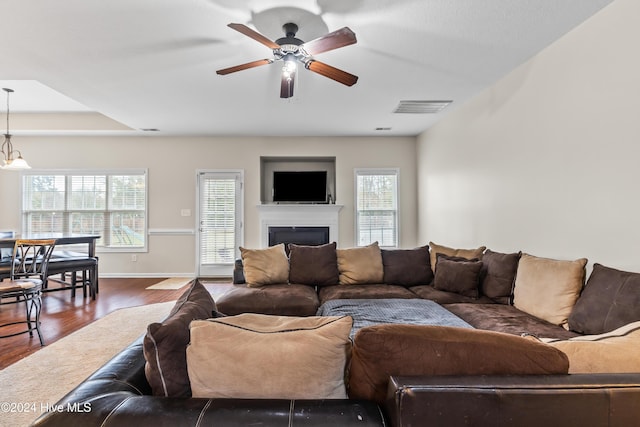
top-left (196, 171), bottom-right (243, 277)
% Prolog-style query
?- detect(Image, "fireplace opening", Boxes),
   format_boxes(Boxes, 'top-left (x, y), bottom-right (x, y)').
top-left (268, 226), bottom-right (330, 251)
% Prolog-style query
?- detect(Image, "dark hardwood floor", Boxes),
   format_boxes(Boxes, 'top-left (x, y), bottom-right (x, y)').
top-left (0, 277), bottom-right (231, 370)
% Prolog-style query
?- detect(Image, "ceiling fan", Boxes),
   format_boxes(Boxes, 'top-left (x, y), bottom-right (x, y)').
top-left (216, 22), bottom-right (358, 98)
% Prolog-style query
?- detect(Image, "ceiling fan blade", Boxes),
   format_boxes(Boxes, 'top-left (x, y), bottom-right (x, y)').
top-left (280, 70), bottom-right (296, 99)
top-left (301, 27), bottom-right (357, 56)
top-left (216, 59), bottom-right (273, 75)
top-left (306, 60), bottom-right (358, 86)
top-left (228, 23), bottom-right (280, 49)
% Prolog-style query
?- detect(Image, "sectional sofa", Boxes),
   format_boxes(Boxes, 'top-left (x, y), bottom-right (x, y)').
top-left (33, 241), bottom-right (640, 426)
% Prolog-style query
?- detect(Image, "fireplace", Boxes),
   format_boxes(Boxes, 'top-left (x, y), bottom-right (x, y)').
top-left (268, 226), bottom-right (330, 248)
top-left (257, 204), bottom-right (343, 248)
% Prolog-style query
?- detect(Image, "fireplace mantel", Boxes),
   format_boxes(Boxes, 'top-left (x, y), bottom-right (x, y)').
top-left (257, 204), bottom-right (343, 248)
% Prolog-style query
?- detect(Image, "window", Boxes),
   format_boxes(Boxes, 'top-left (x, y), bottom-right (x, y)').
top-left (21, 170), bottom-right (147, 250)
top-left (355, 168), bottom-right (399, 247)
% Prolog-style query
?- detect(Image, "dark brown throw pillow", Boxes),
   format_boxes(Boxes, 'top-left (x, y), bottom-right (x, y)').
top-left (480, 249), bottom-right (521, 303)
top-left (288, 242), bottom-right (339, 286)
top-left (143, 280), bottom-right (218, 397)
top-left (568, 263), bottom-right (640, 334)
top-left (433, 254), bottom-right (482, 299)
top-left (348, 324), bottom-right (569, 404)
top-left (381, 246), bottom-right (433, 287)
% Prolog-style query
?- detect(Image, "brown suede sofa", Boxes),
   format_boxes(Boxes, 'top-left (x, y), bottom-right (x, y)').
top-left (34, 241), bottom-right (640, 426)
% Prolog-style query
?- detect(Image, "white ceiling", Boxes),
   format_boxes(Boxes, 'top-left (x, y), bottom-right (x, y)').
top-left (0, 0), bottom-right (613, 137)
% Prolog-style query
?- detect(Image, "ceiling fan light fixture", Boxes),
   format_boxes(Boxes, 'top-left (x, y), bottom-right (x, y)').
top-left (282, 55), bottom-right (297, 80)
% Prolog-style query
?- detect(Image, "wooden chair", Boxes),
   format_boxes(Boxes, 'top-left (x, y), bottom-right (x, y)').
top-left (0, 239), bottom-right (56, 346)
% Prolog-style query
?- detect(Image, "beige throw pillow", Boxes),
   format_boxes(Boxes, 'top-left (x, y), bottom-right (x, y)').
top-left (428, 241), bottom-right (486, 273)
top-left (513, 254), bottom-right (587, 327)
top-left (547, 321), bottom-right (640, 373)
top-left (336, 242), bottom-right (384, 285)
top-left (240, 244), bottom-right (289, 287)
top-left (187, 314), bottom-right (352, 399)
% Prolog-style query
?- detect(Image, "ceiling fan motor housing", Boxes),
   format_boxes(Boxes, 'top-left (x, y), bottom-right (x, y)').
top-left (274, 22), bottom-right (308, 62)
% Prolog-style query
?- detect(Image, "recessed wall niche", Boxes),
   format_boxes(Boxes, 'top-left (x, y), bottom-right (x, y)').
top-left (260, 156), bottom-right (336, 204)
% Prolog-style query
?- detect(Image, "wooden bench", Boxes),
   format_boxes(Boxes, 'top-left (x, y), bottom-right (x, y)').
top-left (45, 252), bottom-right (99, 299)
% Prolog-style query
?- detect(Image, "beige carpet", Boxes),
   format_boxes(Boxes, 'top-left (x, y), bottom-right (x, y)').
top-left (0, 301), bottom-right (175, 427)
top-left (146, 277), bottom-right (194, 290)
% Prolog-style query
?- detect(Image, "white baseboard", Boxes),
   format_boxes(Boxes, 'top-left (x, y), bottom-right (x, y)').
top-left (99, 272), bottom-right (196, 278)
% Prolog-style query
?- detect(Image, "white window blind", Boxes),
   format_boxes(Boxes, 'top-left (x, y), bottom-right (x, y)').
top-left (355, 169), bottom-right (399, 247)
top-left (198, 171), bottom-right (243, 274)
top-left (22, 170), bottom-right (147, 249)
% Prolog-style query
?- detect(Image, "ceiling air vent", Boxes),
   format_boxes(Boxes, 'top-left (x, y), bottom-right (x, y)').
top-left (393, 100), bottom-right (452, 114)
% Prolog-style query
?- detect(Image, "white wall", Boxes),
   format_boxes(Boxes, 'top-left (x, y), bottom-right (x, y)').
top-left (0, 135), bottom-right (418, 276)
top-left (417, 0), bottom-right (640, 272)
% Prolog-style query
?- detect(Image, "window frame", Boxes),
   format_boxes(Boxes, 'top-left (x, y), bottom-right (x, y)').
top-left (354, 168), bottom-right (400, 248)
top-left (20, 169), bottom-right (149, 253)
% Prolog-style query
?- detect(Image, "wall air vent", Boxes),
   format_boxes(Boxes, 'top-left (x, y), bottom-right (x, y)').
top-left (393, 100), bottom-right (452, 114)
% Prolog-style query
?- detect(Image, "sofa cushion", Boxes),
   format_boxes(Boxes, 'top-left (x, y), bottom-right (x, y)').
top-left (318, 284), bottom-right (416, 305)
top-left (513, 254), bottom-right (587, 328)
top-left (409, 285), bottom-right (494, 304)
top-left (215, 283), bottom-right (319, 316)
top-left (433, 254), bottom-right (482, 299)
top-left (337, 242), bottom-right (384, 285)
top-left (444, 303), bottom-right (580, 340)
top-left (428, 241), bottom-right (486, 273)
top-left (548, 321), bottom-right (640, 374)
top-left (348, 324), bottom-right (569, 404)
top-left (381, 246), bottom-right (433, 286)
top-left (480, 249), bottom-right (521, 303)
top-left (240, 244), bottom-right (289, 287)
top-left (288, 242), bottom-right (339, 286)
top-left (568, 263), bottom-right (640, 335)
top-left (143, 280), bottom-right (218, 397)
top-left (187, 314), bottom-right (352, 399)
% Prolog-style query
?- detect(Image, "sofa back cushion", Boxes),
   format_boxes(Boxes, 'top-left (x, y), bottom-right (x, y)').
top-left (381, 246), bottom-right (433, 286)
top-left (337, 242), bottom-right (384, 285)
top-left (143, 280), bottom-right (218, 397)
top-left (348, 324), bottom-right (569, 404)
top-left (480, 249), bottom-right (521, 303)
top-left (568, 263), bottom-right (640, 335)
top-left (240, 244), bottom-right (289, 287)
top-left (513, 254), bottom-right (587, 328)
top-left (187, 314), bottom-right (352, 399)
top-left (428, 241), bottom-right (486, 273)
top-left (288, 242), bottom-right (339, 286)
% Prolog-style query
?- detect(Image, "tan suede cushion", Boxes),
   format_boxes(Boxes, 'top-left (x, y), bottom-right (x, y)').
top-left (187, 314), bottom-right (352, 399)
top-left (240, 244), bottom-right (289, 287)
top-left (513, 254), bottom-right (587, 327)
top-left (548, 321), bottom-right (640, 374)
top-left (428, 241), bottom-right (486, 273)
top-left (348, 324), bottom-right (569, 404)
top-left (337, 242), bottom-right (384, 285)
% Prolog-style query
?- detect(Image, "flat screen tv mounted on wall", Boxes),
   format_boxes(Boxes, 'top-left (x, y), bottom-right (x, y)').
top-left (273, 171), bottom-right (327, 203)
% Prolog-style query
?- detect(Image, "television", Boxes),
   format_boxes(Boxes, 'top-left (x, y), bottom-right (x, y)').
top-left (273, 171), bottom-right (327, 203)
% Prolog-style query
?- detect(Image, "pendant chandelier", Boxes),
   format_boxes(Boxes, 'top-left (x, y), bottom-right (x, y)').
top-left (1, 87), bottom-right (31, 170)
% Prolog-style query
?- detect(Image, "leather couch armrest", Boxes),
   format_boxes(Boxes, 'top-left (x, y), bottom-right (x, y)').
top-left (385, 374), bottom-right (640, 427)
top-left (34, 396), bottom-right (386, 427)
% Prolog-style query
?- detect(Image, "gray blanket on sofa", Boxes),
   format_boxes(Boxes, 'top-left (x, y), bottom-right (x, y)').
top-left (316, 298), bottom-right (473, 339)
